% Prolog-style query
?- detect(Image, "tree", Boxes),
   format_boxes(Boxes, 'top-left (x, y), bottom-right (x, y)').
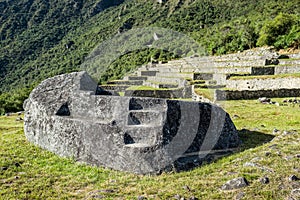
top-left (257, 13), bottom-right (297, 47)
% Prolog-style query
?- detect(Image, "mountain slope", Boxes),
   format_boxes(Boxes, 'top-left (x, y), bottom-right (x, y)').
top-left (0, 0), bottom-right (299, 114)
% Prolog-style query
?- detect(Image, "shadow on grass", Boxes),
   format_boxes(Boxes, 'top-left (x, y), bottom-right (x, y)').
top-left (173, 129), bottom-right (275, 173)
top-left (238, 129), bottom-right (275, 150)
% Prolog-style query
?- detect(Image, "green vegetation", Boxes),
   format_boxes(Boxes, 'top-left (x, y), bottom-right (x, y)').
top-left (257, 13), bottom-right (300, 49)
top-left (126, 85), bottom-right (158, 90)
top-left (0, 0), bottom-right (299, 114)
top-left (194, 88), bottom-right (215, 101)
top-left (1, 99), bottom-right (299, 199)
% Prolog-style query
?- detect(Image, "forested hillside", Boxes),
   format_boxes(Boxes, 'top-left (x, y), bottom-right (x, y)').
top-left (0, 0), bottom-right (299, 114)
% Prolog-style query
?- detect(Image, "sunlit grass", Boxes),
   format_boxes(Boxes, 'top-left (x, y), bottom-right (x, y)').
top-left (0, 99), bottom-right (299, 199)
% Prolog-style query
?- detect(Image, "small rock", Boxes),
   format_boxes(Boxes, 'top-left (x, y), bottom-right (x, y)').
top-left (174, 194), bottom-right (181, 200)
top-left (289, 175), bottom-right (300, 182)
top-left (15, 162), bottom-right (21, 167)
top-left (283, 131), bottom-right (293, 135)
top-left (91, 195), bottom-right (105, 199)
top-left (15, 117), bottom-right (23, 122)
top-left (188, 196), bottom-right (198, 200)
top-left (260, 177), bottom-right (270, 184)
top-left (138, 196), bottom-right (146, 200)
top-left (273, 129), bottom-right (280, 134)
top-left (99, 189), bottom-right (115, 193)
top-left (183, 185), bottom-right (191, 192)
top-left (269, 144), bottom-right (278, 149)
top-left (284, 156), bottom-right (294, 161)
top-left (295, 154), bottom-right (300, 158)
top-left (290, 188), bottom-right (300, 199)
top-left (1, 166), bottom-right (8, 171)
top-left (221, 177), bottom-right (249, 190)
top-left (258, 97), bottom-right (271, 104)
top-left (243, 162), bottom-right (257, 167)
top-left (233, 114), bottom-right (240, 119)
top-left (265, 152), bottom-right (272, 156)
top-left (235, 192), bottom-right (245, 200)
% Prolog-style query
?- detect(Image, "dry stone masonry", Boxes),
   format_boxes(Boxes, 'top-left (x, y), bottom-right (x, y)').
top-left (24, 71), bottom-right (240, 174)
top-left (101, 47), bottom-right (300, 101)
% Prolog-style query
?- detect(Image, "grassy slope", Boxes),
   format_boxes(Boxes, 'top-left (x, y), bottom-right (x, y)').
top-left (1, 99), bottom-right (299, 199)
top-left (1, 0), bottom-right (299, 92)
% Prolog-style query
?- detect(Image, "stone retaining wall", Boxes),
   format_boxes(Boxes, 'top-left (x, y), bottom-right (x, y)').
top-left (125, 86), bottom-right (192, 99)
top-left (226, 77), bottom-right (300, 91)
top-left (275, 65), bottom-right (300, 74)
top-left (215, 88), bottom-right (300, 100)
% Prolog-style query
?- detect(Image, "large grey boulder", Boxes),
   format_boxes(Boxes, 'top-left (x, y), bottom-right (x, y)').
top-left (24, 71), bottom-right (240, 174)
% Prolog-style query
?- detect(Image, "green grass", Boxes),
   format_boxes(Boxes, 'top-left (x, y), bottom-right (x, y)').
top-left (230, 73), bottom-right (300, 80)
top-left (126, 86), bottom-right (179, 91)
top-left (1, 99), bottom-right (300, 199)
top-left (126, 86), bottom-right (158, 91)
top-left (194, 88), bottom-right (215, 101)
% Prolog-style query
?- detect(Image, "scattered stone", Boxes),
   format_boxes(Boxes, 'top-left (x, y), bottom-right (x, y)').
top-left (273, 129), bottom-right (280, 134)
top-left (243, 162), bottom-right (274, 173)
top-left (1, 166), bottom-right (8, 171)
top-left (233, 114), bottom-right (240, 119)
top-left (289, 175), bottom-right (300, 182)
top-left (174, 194), bottom-right (181, 200)
top-left (101, 189), bottom-right (115, 193)
top-left (296, 154), bottom-right (300, 159)
top-left (15, 162), bottom-right (21, 167)
top-left (243, 162), bottom-right (257, 167)
top-left (15, 117), bottom-right (23, 121)
top-left (183, 185), bottom-right (191, 192)
top-left (290, 188), bottom-right (300, 199)
top-left (188, 196), bottom-right (198, 200)
top-left (17, 111), bottom-right (22, 115)
top-left (5, 113), bottom-right (11, 117)
top-left (260, 177), bottom-right (270, 184)
top-left (138, 196), bottom-right (146, 200)
top-left (258, 97), bottom-right (271, 104)
top-left (269, 144), bottom-right (278, 149)
top-left (283, 131), bottom-right (292, 135)
top-left (235, 192), bottom-right (245, 200)
top-left (221, 177), bottom-right (249, 190)
top-left (227, 171), bottom-right (238, 175)
top-left (87, 190), bottom-right (106, 199)
top-left (284, 156), bottom-right (294, 161)
top-left (265, 152), bottom-right (271, 156)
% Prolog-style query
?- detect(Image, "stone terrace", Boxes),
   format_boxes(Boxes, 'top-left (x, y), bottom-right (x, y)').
top-left (100, 47), bottom-right (300, 101)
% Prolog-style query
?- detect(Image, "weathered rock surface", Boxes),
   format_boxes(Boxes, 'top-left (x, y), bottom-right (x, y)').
top-left (24, 71), bottom-right (240, 174)
top-left (221, 177), bottom-right (249, 190)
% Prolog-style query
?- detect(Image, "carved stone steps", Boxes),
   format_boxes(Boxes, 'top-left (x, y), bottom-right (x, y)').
top-left (124, 125), bottom-right (163, 146)
top-left (127, 110), bottom-right (163, 126)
